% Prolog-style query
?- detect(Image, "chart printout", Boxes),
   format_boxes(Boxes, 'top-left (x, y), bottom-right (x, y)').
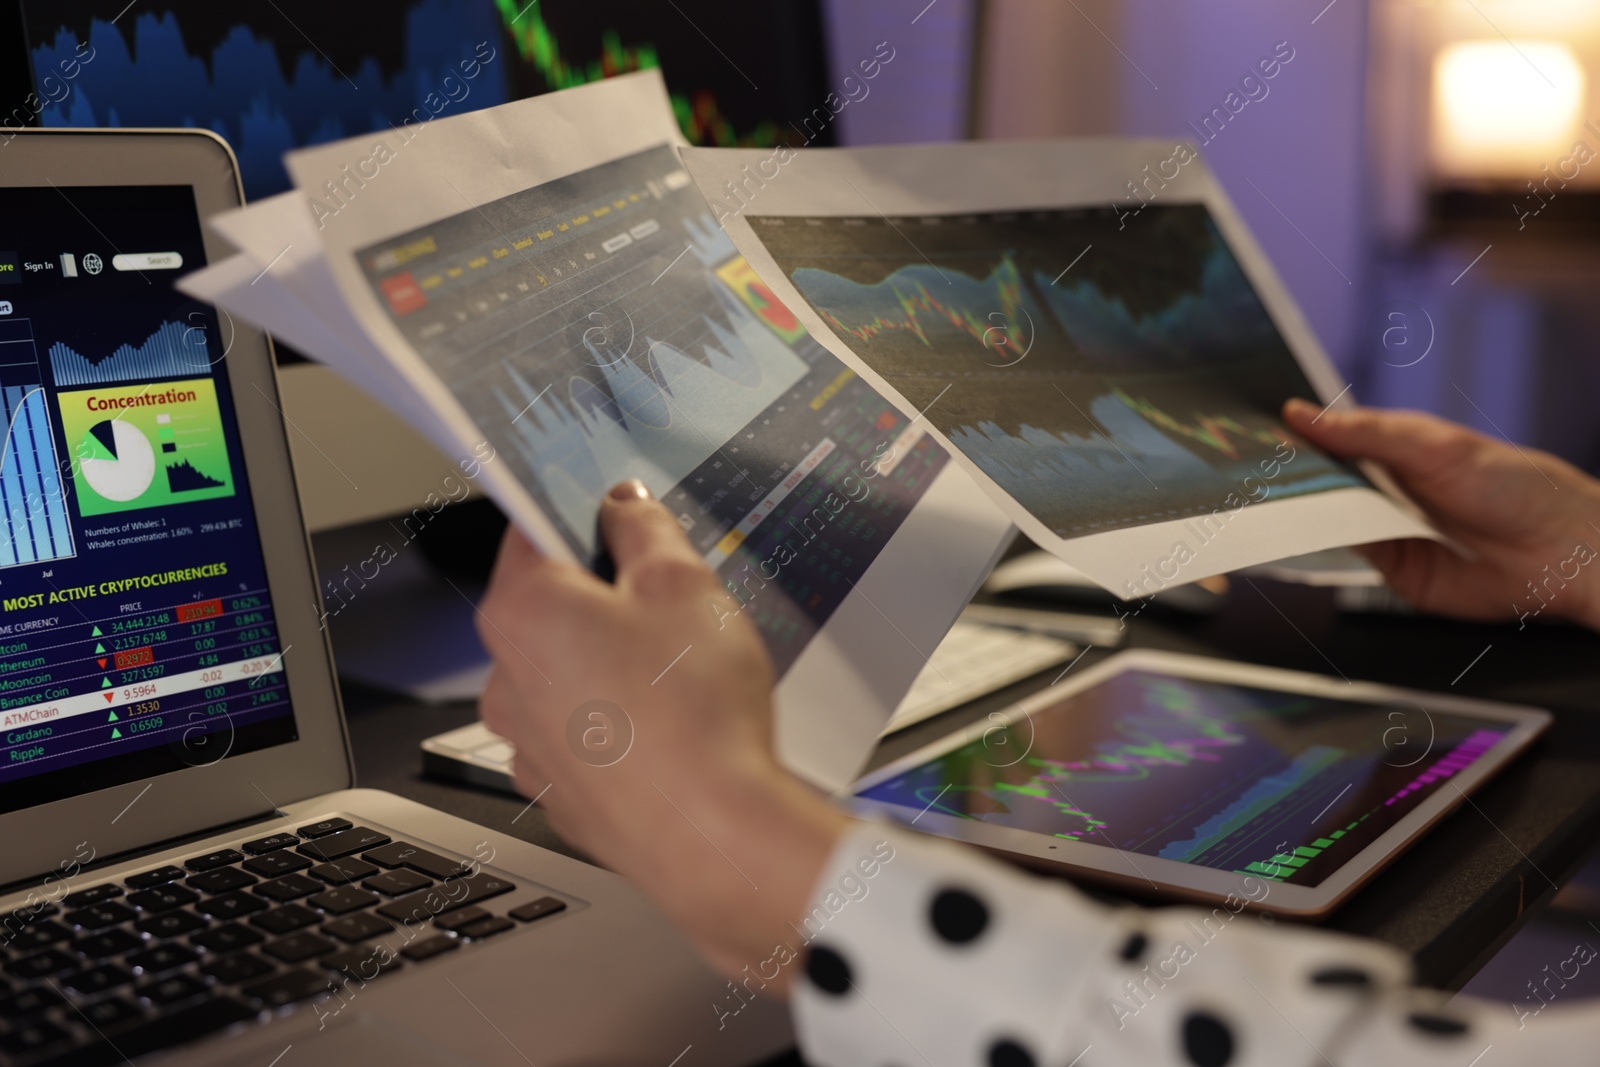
top-left (352, 145), bottom-right (951, 674)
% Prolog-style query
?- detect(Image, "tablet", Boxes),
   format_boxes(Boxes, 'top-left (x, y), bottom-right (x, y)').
top-left (851, 650), bottom-right (1550, 917)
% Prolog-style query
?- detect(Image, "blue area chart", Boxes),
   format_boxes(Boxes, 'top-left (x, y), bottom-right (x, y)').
top-left (0, 322), bottom-right (76, 568)
top-left (1032, 244), bottom-right (1287, 369)
top-left (30, 2), bottom-right (509, 199)
top-left (49, 320), bottom-right (210, 387)
top-left (499, 253), bottom-right (808, 546)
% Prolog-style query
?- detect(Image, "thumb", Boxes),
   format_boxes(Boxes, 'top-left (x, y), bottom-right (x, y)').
top-left (1282, 398), bottom-right (1474, 483)
top-left (597, 479), bottom-right (703, 574)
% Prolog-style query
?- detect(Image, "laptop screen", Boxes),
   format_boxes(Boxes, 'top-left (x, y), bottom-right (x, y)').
top-left (0, 184), bottom-right (298, 814)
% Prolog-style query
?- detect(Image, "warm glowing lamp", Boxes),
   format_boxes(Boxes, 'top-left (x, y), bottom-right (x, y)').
top-left (1431, 39), bottom-right (1587, 178)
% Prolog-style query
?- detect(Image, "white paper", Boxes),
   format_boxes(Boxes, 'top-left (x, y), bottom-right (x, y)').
top-left (683, 142), bottom-right (1438, 597)
top-left (183, 73), bottom-right (1015, 791)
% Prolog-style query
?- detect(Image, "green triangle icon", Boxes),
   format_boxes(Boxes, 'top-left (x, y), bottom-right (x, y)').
top-left (91, 626), bottom-right (102, 637)
top-left (107, 711), bottom-right (119, 722)
top-left (100, 677), bottom-right (111, 688)
top-left (110, 727), bottom-right (122, 739)
top-left (94, 643), bottom-right (105, 654)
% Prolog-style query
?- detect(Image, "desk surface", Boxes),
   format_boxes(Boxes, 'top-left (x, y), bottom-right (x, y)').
top-left (340, 581), bottom-right (1600, 991)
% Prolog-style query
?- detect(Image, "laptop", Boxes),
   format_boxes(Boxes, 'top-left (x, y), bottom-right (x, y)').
top-left (0, 129), bottom-right (790, 1067)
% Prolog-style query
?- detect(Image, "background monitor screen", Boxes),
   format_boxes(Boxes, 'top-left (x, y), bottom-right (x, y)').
top-left (19, 0), bottom-right (834, 201)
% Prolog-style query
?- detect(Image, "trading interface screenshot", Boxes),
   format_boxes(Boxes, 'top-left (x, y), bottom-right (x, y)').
top-left (0, 186), bottom-right (295, 813)
top-left (24, 0), bottom-right (832, 200)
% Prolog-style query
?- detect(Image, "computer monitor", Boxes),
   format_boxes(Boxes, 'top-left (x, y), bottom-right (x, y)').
top-left (11, 1), bottom-right (835, 201)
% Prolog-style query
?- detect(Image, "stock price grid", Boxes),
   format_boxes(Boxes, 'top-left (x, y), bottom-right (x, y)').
top-left (0, 185), bottom-right (294, 813)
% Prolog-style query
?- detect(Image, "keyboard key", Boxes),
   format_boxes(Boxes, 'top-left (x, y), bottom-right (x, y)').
top-left (185, 849), bottom-right (245, 873)
top-left (0, 1019), bottom-right (70, 1057)
top-left (127, 885), bottom-right (201, 913)
top-left (250, 906), bottom-right (320, 936)
top-left (297, 817), bottom-right (353, 839)
top-left (241, 833), bottom-right (299, 855)
top-left (125, 866), bottom-right (188, 889)
top-left (64, 963), bottom-right (133, 994)
top-left (309, 858), bottom-right (380, 885)
top-left (200, 951), bottom-right (275, 985)
top-left (433, 907), bottom-right (490, 932)
top-left (362, 842), bottom-right (471, 880)
top-left (457, 916), bottom-right (515, 940)
top-left (72, 996), bottom-right (256, 1061)
top-left (241, 969), bottom-right (332, 1008)
top-left (243, 851), bottom-right (312, 877)
top-left (253, 874), bottom-right (321, 902)
top-left (196, 892), bottom-right (267, 920)
top-left (322, 945), bottom-right (403, 982)
top-left (306, 887), bottom-right (378, 915)
top-left (62, 884), bottom-right (124, 907)
top-left (509, 897), bottom-right (567, 924)
top-left (126, 944), bottom-right (199, 974)
top-left (192, 923), bottom-right (263, 954)
top-left (5, 948), bottom-right (77, 979)
top-left (262, 932), bottom-right (335, 964)
top-left (362, 870), bottom-right (432, 897)
top-left (187, 868), bottom-right (258, 895)
top-left (81, 994), bottom-right (143, 1029)
top-left (135, 910), bottom-right (208, 939)
top-left (298, 827), bottom-right (390, 862)
top-left (75, 928), bottom-right (144, 958)
top-left (8, 920), bottom-right (72, 950)
top-left (65, 902), bottom-right (137, 930)
top-left (376, 875), bottom-right (515, 924)
top-left (322, 913), bottom-right (393, 944)
top-left (139, 972), bottom-right (210, 1005)
top-left (400, 935), bottom-right (459, 962)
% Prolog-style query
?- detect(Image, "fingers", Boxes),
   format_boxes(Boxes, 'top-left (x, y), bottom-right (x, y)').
top-left (477, 526), bottom-right (600, 664)
top-left (1282, 398), bottom-right (1479, 482)
top-left (599, 480), bottom-right (712, 593)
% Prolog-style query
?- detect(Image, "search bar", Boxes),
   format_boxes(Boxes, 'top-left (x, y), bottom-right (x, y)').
top-left (113, 252), bottom-right (184, 271)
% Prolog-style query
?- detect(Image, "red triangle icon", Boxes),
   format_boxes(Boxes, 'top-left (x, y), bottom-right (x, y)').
top-left (104, 693), bottom-right (114, 703)
top-left (97, 658), bottom-right (107, 668)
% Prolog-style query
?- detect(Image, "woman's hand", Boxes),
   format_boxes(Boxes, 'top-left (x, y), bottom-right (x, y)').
top-left (475, 481), bottom-right (848, 985)
top-left (1285, 398), bottom-right (1600, 629)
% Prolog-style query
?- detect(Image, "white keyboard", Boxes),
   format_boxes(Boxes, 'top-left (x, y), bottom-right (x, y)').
top-left (422, 620), bottom-right (1077, 791)
top-left (880, 620), bottom-right (1075, 732)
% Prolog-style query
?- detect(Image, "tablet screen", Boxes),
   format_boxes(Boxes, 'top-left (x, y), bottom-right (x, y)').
top-left (856, 669), bottom-right (1509, 886)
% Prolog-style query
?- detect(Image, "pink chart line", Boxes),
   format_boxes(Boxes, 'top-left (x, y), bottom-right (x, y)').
top-left (1381, 729), bottom-right (1503, 807)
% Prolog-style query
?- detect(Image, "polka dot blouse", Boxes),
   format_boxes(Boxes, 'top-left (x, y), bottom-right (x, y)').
top-left (790, 823), bottom-right (1595, 1066)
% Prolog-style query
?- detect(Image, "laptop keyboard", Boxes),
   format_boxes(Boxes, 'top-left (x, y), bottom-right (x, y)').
top-left (0, 819), bottom-right (567, 1067)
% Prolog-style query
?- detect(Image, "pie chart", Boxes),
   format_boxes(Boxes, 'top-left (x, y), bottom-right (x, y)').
top-left (79, 419), bottom-right (156, 503)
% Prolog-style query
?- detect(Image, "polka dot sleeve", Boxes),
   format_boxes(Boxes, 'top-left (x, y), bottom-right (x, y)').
top-left (791, 822), bottom-right (1596, 1067)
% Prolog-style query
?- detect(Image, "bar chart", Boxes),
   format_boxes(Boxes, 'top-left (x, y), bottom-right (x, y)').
top-left (0, 320), bottom-right (76, 567)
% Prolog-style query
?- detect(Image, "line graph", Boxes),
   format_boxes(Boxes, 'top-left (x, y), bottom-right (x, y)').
top-left (754, 207), bottom-right (1370, 538)
top-left (818, 255), bottom-right (1030, 360)
top-left (366, 147), bottom-right (809, 558)
top-left (1112, 389), bottom-right (1287, 461)
top-left (496, 260), bottom-right (807, 543)
top-left (28, 1), bottom-right (509, 199)
top-left (492, 0), bottom-right (784, 147)
top-left (858, 670), bottom-right (1514, 887)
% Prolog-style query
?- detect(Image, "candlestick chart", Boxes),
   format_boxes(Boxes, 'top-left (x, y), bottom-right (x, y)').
top-left (750, 206), bottom-right (1368, 538)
